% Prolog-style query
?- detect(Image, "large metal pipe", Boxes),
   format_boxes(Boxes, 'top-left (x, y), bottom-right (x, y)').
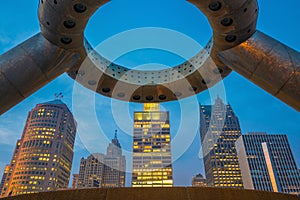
top-left (0, 33), bottom-right (80, 115)
top-left (219, 31), bottom-right (300, 111)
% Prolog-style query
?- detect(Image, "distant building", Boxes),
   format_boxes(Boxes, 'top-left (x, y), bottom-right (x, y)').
top-left (132, 103), bottom-right (173, 187)
top-left (102, 131), bottom-right (126, 188)
top-left (78, 154), bottom-right (104, 188)
top-left (236, 132), bottom-right (300, 195)
top-left (72, 174), bottom-right (79, 189)
top-left (0, 165), bottom-right (10, 194)
top-left (0, 99), bottom-right (77, 197)
top-left (200, 97), bottom-right (243, 188)
top-left (77, 131), bottom-right (126, 188)
top-left (0, 140), bottom-right (21, 197)
top-left (192, 173), bottom-right (207, 187)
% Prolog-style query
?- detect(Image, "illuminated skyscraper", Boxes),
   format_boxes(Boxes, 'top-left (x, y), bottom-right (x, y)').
top-left (200, 97), bottom-right (243, 188)
top-left (236, 132), bottom-right (300, 195)
top-left (132, 103), bottom-right (173, 187)
top-left (77, 132), bottom-right (126, 188)
top-left (192, 173), bottom-right (207, 187)
top-left (0, 100), bottom-right (77, 197)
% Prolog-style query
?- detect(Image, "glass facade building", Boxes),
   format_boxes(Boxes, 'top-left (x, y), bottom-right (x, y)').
top-left (236, 132), bottom-right (300, 195)
top-left (200, 97), bottom-right (243, 188)
top-left (0, 100), bottom-right (77, 197)
top-left (132, 103), bottom-right (173, 187)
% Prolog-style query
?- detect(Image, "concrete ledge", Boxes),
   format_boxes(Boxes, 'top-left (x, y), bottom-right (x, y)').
top-left (2, 187), bottom-right (300, 200)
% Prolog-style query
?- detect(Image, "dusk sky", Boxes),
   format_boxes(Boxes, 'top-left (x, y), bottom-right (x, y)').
top-left (0, 0), bottom-right (300, 187)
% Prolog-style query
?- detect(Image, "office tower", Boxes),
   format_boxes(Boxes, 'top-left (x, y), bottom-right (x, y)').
top-left (200, 97), bottom-right (243, 188)
top-left (236, 132), bottom-right (300, 195)
top-left (0, 99), bottom-right (77, 197)
top-left (192, 173), bottom-right (207, 187)
top-left (0, 165), bottom-right (10, 194)
top-left (72, 174), bottom-right (79, 189)
top-left (77, 132), bottom-right (126, 188)
top-left (132, 103), bottom-right (173, 187)
top-left (102, 131), bottom-right (126, 188)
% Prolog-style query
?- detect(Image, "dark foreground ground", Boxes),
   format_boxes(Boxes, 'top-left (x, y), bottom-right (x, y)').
top-left (3, 187), bottom-right (300, 200)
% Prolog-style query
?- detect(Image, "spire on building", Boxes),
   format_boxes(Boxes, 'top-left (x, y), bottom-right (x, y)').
top-left (114, 130), bottom-right (118, 140)
top-left (112, 130), bottom-right (121, 149)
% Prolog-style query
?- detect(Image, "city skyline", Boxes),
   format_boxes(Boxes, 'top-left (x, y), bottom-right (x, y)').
top-left (0, 0), bottom-right (300, 188)
top-left (3, 95), bottom-right (300, 187)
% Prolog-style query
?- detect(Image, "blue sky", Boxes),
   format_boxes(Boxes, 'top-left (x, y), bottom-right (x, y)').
top-left (0, 0), bottom-right (300, 187)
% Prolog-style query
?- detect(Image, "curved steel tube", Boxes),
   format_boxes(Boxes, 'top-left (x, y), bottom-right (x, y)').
top-left (219, 31), bottom-right (300, 111)
top-left (0, 1), bottom-right (300, 114)
top-left (0, 33), bottom-right (80, 115)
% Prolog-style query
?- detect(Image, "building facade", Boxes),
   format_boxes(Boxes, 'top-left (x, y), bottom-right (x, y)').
top-left (236, 132), bottom-right (300, 195)
top-left (200, 97), bottom-right (243, 188)
top-left (77, 132), bottom-right (126, 188)
top-left (192, 173), bottom-right (207, 187)
top-left (72, 174), bottom-right (79, 189)
top-left (102, 131), bottom-right (126, 188)
top-left (0, 100), bottom-right (77, 197)
top-left (0, 165), bottom-right (10, 194)
top-left (132, 103), bottom-right (173, 187)
top-left (78, 154), bottom-right (104, 188)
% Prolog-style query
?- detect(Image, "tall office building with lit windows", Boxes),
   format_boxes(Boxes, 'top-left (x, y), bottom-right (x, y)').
top-left (200, 97), bottom-right (243, 188)
top-left (236, 132), bottom-right (300, 195)
top-left (132, 103), bottom-right (173, 187)
top-left (0, 100), bottom-right (77, 197)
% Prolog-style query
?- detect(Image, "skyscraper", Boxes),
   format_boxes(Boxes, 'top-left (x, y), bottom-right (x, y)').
top-left (132, 103), bottom-right (173, 187)
top-left (77, 132), bottom-right (126, 188)
top-left (236, 132), bottom-right (300, 195)
top-left (192, 173), bottom-right (207, 187)
top-left (200, 97), bottom-right (243, 188)
top-left (102, 131), bottom-right (126, 188)
top-left (0, 99), bottom-right (77, 197)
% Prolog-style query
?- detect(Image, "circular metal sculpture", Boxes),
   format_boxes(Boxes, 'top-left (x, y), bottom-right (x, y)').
top-left (0, 0), bottom-right (299, 114)
top-left (38, 0), bottom-right (258, 102)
